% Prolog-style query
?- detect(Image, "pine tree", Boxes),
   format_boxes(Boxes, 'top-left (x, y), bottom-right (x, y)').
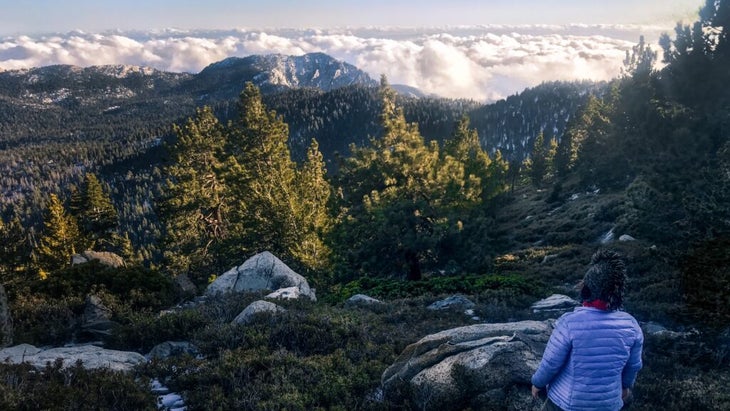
top-left (336, 77), bottom-right (454, 280)
top-left (70, 173), bottom-right (118, 248)
top-left (442, 116), bottom-right (487, 206)
top-left (160, 84), bottom-right (337, 283)
top-left (291, 139), bottom-right (333, 271)
top-left (0, 216), bottom-right (31, 287)
top-left (226, 82), bottom-right (299, 259)
top-left (159, 106), bottom-right (229, 283)
top-left (529, 132), bottom-right (548, 187)
top-left (35, 194), bottom-right (83, 275)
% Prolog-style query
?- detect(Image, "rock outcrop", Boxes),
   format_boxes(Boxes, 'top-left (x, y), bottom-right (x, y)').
top-left (205, 251), bottom-right (316, 301)
top-left (381, 320), bottom-right (553, 411)
top-left (0, 344), bottom-right (145, 372)
top-left (71, 250), bottom-right (126, 268)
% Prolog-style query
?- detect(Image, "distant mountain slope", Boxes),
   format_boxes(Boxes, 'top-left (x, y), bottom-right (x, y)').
top-left (469, 81), bottom-right (603, 161)
top-left (189, 52), bottom-right (377, 101)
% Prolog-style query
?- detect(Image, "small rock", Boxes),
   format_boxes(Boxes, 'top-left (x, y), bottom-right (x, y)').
top-left (619, 234), bottom-right (636, 242)
top-left (531, 294), bottom-right (579, 313)
top-left (427, 295), bottom-right (475, 311)
top-left (147, 341), bottom-right (200, 360)
top-left (345, 294), bottom-right (383, 307)
top-left (642, 321), bottom-right (697, 339)
top-left (150, 379), bottom-right (170, 395)
top-left (158, 393), bottom-right (183, 409)
top-left (233, 300), bottom-right (286, 325)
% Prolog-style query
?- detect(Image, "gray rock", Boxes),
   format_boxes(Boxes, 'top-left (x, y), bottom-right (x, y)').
top-left (150, 378), bottom-right (170, 395)
top-left (345, 294), bottom-right (383, 307)
top-left (205, 251), bottom-right (316, 301)
top-left (71, 254), bottom-right (88, 265)
top-left (0, 344), bottom-right (145, 371)
top-left (531, 294), bottom-right (579, 314)
top-left (642, 321), bottom-right (697, 339)
top-left (641, 321), bottom-right (668, 335)
top-left (158, 393), bottom-right (184, 409)
top-left (233, 300), bottom-right (286, 325)
top-left (381, 320), bottom-right (553, 411)
top-left (427, 295), bottom-right (475, 311)
top-left (81, 294), bottom-right (115, 338)
top-left (146, 341), bottom-right (200, 360)
top-left (173, 273), bottom-right (198, 296)
top-left (0, 283), bottom-right (12, 347)
top-left (72, 250), bottom-right (126, 268)
top-left (619, 234), bottom-right (636, 242)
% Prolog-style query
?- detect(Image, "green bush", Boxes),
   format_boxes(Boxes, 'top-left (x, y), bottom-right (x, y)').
top-left (633, 333), bottom-right (730, 409)
top-left (105, 308), bottom-right (208, 352)
top-left (34, 263), bottom-right (176, 310)
top-left (0, 360), bottom-right (155, 410)
top-left (11, 295), bottom-right (81, 346)
top-left (11, 263), bottom-right (178, 347)
top-left (327, 273), bottom-right (536, 302)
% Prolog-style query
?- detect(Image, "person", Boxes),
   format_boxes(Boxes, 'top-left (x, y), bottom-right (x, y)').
top-left (531, 249), bottom-right (644, 411)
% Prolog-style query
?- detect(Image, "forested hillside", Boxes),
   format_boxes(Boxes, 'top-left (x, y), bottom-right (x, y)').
top-left (0, 54), bottom-right (596, 261)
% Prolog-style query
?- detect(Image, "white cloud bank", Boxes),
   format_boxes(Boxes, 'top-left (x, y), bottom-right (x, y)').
top-left (0, 25), bottom-right (669, 101)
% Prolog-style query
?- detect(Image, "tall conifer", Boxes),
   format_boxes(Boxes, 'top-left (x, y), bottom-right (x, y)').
top-left (35, 194), bottom-right (82, 275)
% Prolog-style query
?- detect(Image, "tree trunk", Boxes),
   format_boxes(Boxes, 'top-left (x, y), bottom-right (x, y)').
top-left (405, 250), bottom-right (422, 281)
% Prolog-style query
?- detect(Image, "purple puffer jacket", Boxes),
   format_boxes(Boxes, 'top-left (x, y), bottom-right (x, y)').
top-left (531, 307), bottom-right (643, 411)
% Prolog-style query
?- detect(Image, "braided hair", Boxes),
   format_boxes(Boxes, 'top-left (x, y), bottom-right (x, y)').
top-left (579, 249), bottom-right (627, 310)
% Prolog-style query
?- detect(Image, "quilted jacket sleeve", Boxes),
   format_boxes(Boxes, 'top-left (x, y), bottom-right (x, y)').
top-left (621, 320), bottom-right (644, 388)
top-left (531, 316), bottom-right (572, 389)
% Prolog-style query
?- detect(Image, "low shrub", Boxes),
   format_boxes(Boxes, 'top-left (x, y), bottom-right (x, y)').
top-left (633, 333), bottom-right (730, 409)
top-left (34, 263), bottom-right (176, 310)
top-left (104, 308), bottom-right (208, 352)
top-left (11, 263), bottom-right (178, 347)
top-left (0, 360), bottom-right (155, 410)
top-left (328, 273), bottom-right (536, 302)
top-left (11, 294), bottom-right (81, 346)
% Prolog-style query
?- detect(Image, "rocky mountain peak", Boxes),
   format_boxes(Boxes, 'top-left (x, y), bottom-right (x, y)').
top-left (195, 52), bottom-right (376, 97)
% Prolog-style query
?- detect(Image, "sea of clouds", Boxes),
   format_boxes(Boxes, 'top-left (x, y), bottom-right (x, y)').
top-left (0, 25), bottom-right (670, 101)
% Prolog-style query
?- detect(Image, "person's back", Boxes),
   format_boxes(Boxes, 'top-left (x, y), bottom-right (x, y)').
top-left (533, 307), bottom-right (643, 410)
top-left (531, 250), bottom-right (644, 411)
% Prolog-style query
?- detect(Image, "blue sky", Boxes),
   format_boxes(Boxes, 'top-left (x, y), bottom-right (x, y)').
top-left (0, 1), bottom-right (705, 101)
top-left (0, 0), bottom-right (703, 35)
